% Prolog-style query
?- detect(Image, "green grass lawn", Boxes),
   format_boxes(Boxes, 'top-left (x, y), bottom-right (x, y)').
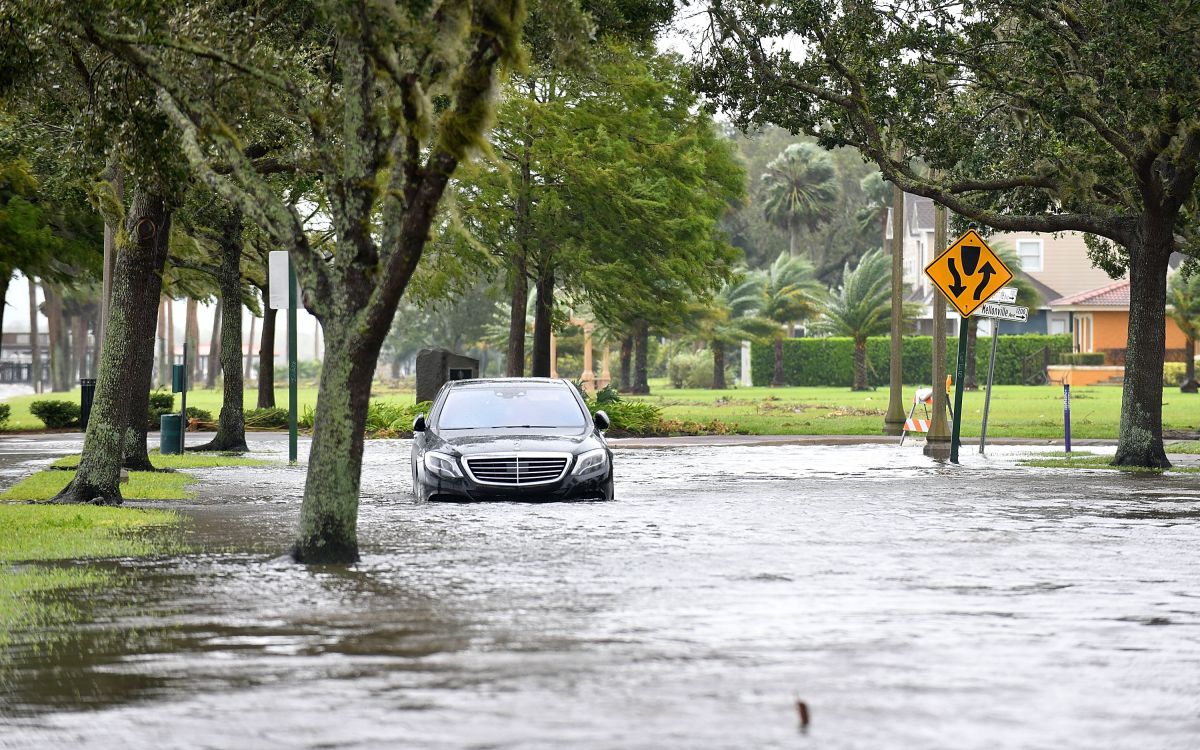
top-left (0, 503), bottom-right (180, 646)
top-left (1, 469), bottom-right (196, 502)
top-left (1017, 451), bottom-right (1200, 473)
top-left (50, 451), bottom-right (273, 470)
top-left (0, 383), bottom-right (418, 430)
top-left (4, 378), bottom-right (1198, 440)
top-left (626, 379), bottom-right (1200, 439)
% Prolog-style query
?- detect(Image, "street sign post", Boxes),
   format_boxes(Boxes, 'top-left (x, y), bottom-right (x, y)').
top-left (268, 251), bottom-right (299, 464)
top-left (924, 230), bottom-right (1015, 463)
top-left (975, 302), bottom-right (1029, 322)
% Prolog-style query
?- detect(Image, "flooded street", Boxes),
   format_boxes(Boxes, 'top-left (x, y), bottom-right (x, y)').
top-left (3, 438), bottom-right (1200, 748)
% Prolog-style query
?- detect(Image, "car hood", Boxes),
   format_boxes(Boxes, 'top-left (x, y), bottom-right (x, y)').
top-left (430, 428), bottom-right (597, 456)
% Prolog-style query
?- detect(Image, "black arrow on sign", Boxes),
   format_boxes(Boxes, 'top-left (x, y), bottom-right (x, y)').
top-left (947, 258), bottom-right (966, 297)
top-left (973, 261), bottom-right (995, 300)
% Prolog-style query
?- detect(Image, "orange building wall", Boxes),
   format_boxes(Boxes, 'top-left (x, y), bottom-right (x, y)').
top-left (1088, 311), bottom-right (1189, 350)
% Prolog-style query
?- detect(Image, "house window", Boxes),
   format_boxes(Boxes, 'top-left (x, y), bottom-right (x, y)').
top-left (1016, 239), bottom-right (1043, 272)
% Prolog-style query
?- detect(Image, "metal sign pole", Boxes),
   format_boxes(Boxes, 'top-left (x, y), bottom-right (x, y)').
top-left (179, 342), bottom-right (188, 454)
top-left (1063, 383), bottom-right (1072, 453)
top-left (288, 256), bottom-right (298, 464)
top-left (950, 316), bottom-right (969, 463)
top-left (979, 325), bottom-right (999, 454)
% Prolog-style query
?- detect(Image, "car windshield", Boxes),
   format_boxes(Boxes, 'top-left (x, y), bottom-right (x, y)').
top-left (437, 386), bottom-right (587, 430)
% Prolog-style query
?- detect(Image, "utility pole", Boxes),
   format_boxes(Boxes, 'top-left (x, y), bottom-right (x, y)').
top-left (924, 201), bottom-right (952, 459)
top-left (883, 180), bottom-right (906, 435)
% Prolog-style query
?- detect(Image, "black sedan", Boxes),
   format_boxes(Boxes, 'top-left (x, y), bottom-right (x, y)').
top-left (410, 378), bottom-right (614, 502)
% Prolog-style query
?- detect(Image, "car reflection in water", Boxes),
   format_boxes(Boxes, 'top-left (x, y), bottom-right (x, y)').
top-left (411, 378), bottom-right (614, 502)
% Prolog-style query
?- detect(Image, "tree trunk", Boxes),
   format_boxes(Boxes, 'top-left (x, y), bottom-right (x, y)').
top-left (245, 313), bottom-right (257, 383)
top-left (712, 341), bottom-right (727, 389)
top-left (1181, 337), bottom-right (1198, 393)
top-left (964, 316), bottom-right (979, 390)
top-left (191, 210), bottom-right (248, 452)
top-left (292, 320), bottom-right (375, 563)
top-left (89, 313), bottom-right (101, 378)
top-left (506, 256), bottom-right (527, 377)
top-left (852, 338), bottom-right (869, 391)
top-left (619, 335), bottom-right (633, 392)
top-left (631, 319), bottom-right (650, 394)
top-left (123, 198), bottom-right (175, 472)
top-left (28, 277), bottom-right (41, 393)
top-left (186, 297), bottom-right (201, 383)
top-left (98, 159), bottom-right (122, 358)
top-left (53, 189), bottom-right (171, 504)
top-left (771, 333), bottom-right (785, 386)
top-left (166, 297), bottom-right (175, 380)
top-left (72, 314), bottom-right (87, 386)
top-left (1113, 227), bottom-right (1172, 468)
top-left (531, 266), bottom-right (553, 377)
top-left (157, 297), bottom-right (169, 388)
top-left (258, 293), bottom-right (277, 408)
top-left (206, 298), bottom-right (222, 388)
top-left (788, 222), bottom-right (798, 258)
top-left (44, 286), bottom-right (68, 392)
top-left (0, 273), bottom-right (7, 366)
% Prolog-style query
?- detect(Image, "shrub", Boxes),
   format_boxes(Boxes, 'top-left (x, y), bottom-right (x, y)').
top-left (147, 390), bottom-right (175, 430)
top-left (185, 406), bottom-right (212, 423)
top-left (594, 384), bottom-right (621, 406)
top-left (669, 350), bottom-right (717, 389)
top-left (1058, 352), bottom-right (1106, 366)
top-left (594, 399), bottom-right (662, 434)
top-left (0, 403), bottom-right (10, 428)
top-left (751, 334), bottom-right (1073, 387)
top-left (1163, 362), bottom-right (1199, 387)
top-left (244, 407), bottom-right (289, 429)
top-left (29, 399), bottom-right (81, 429)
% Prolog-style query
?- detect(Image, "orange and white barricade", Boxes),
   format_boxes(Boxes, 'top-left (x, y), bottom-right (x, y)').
top-left (899, 382), bottom-right (954, 445)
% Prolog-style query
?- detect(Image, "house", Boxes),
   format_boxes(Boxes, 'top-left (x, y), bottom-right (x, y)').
top-left (1048, 279), bottom-right (1189, 364)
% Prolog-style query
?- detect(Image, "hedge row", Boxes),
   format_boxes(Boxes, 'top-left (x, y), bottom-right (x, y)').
top-left (751, 334), bottom-right (1072, 387)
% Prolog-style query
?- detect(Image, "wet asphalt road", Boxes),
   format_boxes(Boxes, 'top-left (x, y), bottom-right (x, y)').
top-left (1, 433), bottom-right (1199, 749)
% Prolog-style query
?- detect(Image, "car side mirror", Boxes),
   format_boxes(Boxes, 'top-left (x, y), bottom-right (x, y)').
top-left (412, 414), bottom-right (426, 432)
top-left (593, 410), bottom-right (610, 431)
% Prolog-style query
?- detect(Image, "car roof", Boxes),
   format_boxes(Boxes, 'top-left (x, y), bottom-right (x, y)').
top-left (446, 377), bottom-right (571, 389)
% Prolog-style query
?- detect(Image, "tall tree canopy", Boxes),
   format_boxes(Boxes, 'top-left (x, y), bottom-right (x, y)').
top-left (697, 0), bottom-right (1200, 467)
top-left (64, 0), bottom-right (526, 561)
top-left (760, 142), bottom-right (839, 259)
top-left (435, 41), bottom-right (745, 379)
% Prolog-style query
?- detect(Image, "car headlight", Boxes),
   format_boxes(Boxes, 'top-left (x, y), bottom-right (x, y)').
top-left (424, 451), bottom-right (463, 480)
top-left (573, 448), bottom-right (608, 476)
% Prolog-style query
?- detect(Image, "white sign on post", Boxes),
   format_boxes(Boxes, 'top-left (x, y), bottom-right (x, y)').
top-left (976, 302), bottom-right (1029, 322)
top-left (990, 286), bottom-right (1018, 304)
top-left (267, 251), bottom-right (300, 310)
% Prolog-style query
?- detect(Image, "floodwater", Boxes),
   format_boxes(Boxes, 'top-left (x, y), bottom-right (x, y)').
top-left (2, 437), bottom-right (1199, 749)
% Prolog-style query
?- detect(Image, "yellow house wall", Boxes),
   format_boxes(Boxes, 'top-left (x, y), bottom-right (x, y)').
top-left (990, 231), bottom-right (1116, 298)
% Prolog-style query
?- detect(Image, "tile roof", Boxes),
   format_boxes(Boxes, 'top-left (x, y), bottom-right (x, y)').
top-left (1048, 279), bottom-right (1129, 307)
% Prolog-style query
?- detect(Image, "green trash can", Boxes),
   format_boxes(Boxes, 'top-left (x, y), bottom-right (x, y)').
top-left (160, 413), bottom-right (182, 455)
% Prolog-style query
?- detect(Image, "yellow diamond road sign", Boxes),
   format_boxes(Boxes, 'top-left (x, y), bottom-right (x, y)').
top-left (923, 229), bottom-right (1014, 317)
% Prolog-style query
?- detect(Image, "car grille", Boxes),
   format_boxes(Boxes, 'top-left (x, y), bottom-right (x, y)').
top-left (464, 454), bottom-right (570, 486)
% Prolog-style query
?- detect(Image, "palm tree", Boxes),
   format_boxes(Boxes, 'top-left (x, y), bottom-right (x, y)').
top-left (761, 142), bottom-right (840, 258)
top-left (757, 252), bottom-right (822, 386)
top-left (1167, 271), bottom-right (1200, 392)
top-left (688, 274), bottom-right (777, 389)
top-left (813, 248), bottom-right (911, 391)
